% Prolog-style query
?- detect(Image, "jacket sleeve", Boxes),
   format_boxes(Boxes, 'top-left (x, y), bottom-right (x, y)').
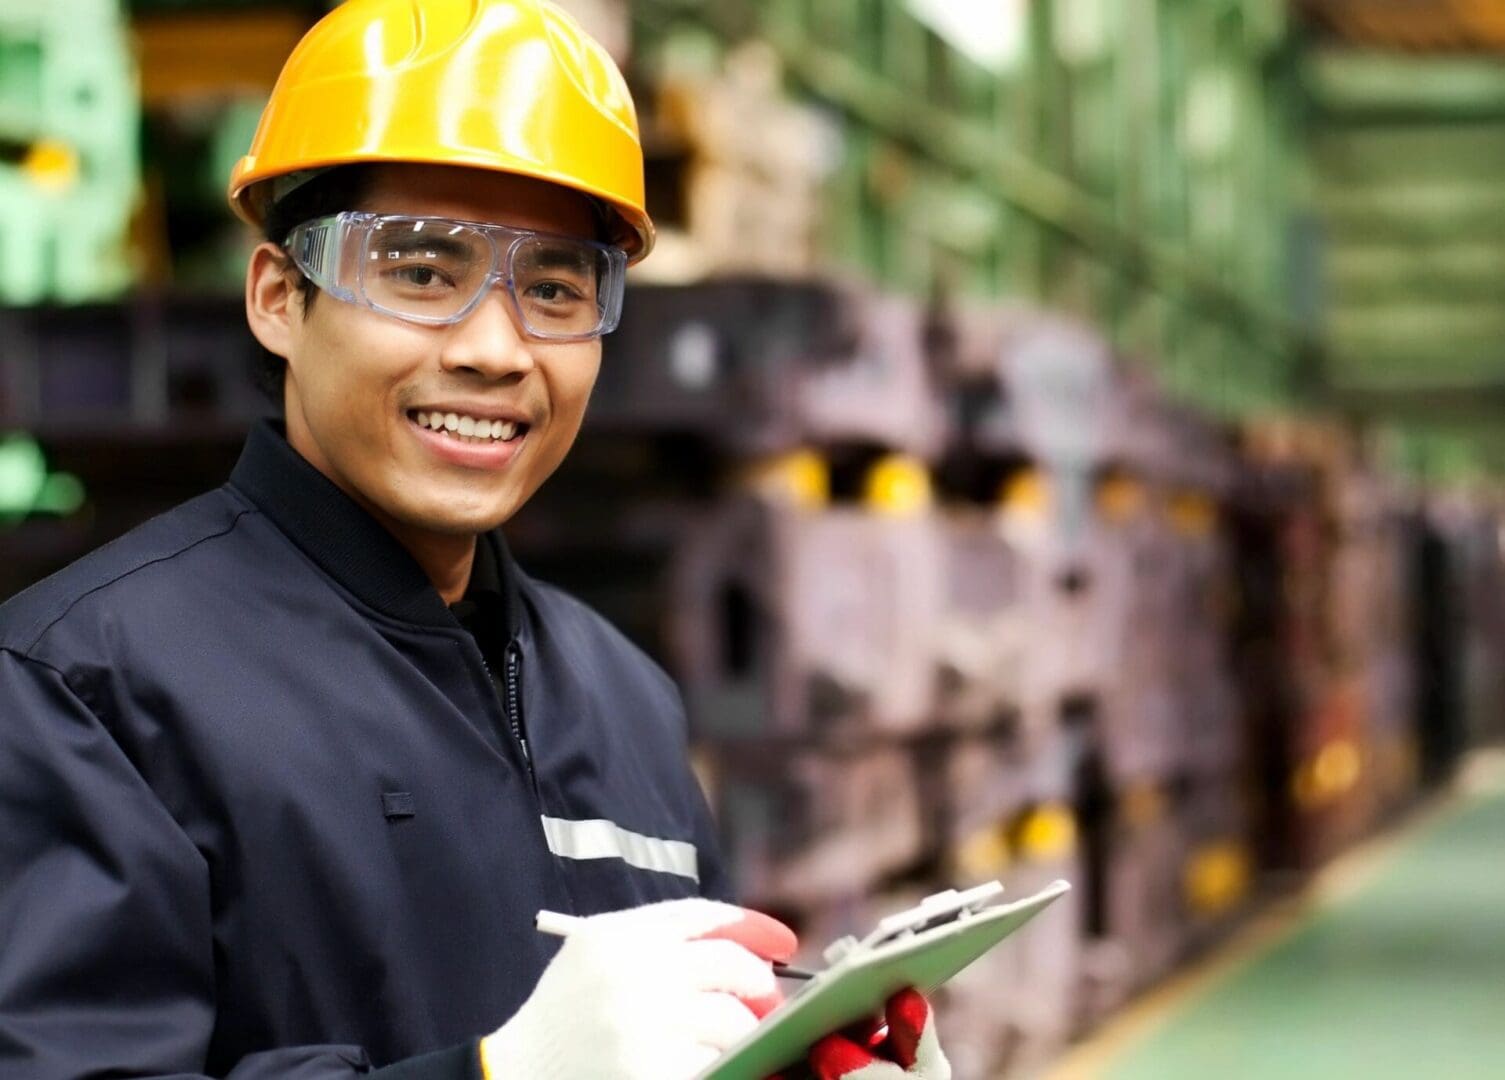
top-left (0, 649), bottom-right (476, 1080)
top-left (690, 776), bottom-right (737, 904)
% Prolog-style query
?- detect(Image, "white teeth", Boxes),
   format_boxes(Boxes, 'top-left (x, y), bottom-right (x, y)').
top-left (412, 411), bottom-right (523, 442)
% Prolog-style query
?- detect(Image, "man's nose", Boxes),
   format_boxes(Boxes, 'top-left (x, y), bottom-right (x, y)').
top-left (437, 283), bottom-right (537, 380)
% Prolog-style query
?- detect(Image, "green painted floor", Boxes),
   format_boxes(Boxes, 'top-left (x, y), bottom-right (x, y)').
top-left (1100, 772), bottom-right (1505, 1080)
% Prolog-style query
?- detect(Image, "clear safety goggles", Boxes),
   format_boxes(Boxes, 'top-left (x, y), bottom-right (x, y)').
top-left (285, 212), bottom-right (628, 340)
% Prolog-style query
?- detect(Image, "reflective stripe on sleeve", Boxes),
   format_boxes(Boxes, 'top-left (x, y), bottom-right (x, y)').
top-left (539, 815), bottom-right (700, 882)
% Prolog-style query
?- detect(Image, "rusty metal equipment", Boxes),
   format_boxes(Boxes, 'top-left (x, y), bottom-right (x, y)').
top-left (936, 731), bottom-right (1085, 1074)
top-left (670, 491), bottom-right (944, 740)
top-left (697, 740), bottom-right (929, 914)
top-left (943, 308), bottom-right (1129, 738)
top-left (595, 280), bottom-right (945, 459)
top-left (0, 296), bottom-right (268, 430)
top-left (1178, 770), bottom-right (1256, 953)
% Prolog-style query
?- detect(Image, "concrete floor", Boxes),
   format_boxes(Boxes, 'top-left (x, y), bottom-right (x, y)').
top-left (1048, 754), bottom-right (1505, 1080)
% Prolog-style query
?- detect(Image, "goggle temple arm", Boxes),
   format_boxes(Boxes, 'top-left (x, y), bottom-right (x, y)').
top-left (598, 248), bottom-right (629, 334)
top-left (287, 214), bottom-right (361, 305)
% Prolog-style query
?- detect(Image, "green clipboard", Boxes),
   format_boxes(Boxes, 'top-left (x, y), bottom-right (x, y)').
top-left (698, 878), bottom-right (1071, 1080)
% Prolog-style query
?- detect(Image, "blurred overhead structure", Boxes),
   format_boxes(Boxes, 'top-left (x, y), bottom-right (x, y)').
top-left (131, 9), bottom-right (308, 105)
top-left (1302, 2), bottom-right (1505, 478)
top-left (1302, 0), bottom-right (1505, 51)
top-left (633, 0), bottom-right (1313, 417)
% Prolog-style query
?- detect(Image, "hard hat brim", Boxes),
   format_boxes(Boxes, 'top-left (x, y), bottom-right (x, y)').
top-left (229, 152), bottom-right (655, 263)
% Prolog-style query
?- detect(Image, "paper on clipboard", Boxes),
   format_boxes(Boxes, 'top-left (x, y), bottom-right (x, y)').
top-left (697, 878), bottom-right (1071, 1080)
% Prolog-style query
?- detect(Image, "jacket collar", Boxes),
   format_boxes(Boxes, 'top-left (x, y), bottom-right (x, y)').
top-left (228, 419), bottom-right (522, 635)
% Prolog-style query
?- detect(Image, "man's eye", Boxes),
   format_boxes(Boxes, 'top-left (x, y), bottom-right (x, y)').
top-left (396, 264), bottom-right (445, 287)
top-left (528, 280), bottom-right (582, 302)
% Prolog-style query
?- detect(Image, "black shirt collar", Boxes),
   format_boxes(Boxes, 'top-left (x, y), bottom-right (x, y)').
top-left (448, 524), bottom-right (507, 632)
top-left (228, 419), bottom-right (521, 635)
top-left (465, 525), bottom-right (505, 600)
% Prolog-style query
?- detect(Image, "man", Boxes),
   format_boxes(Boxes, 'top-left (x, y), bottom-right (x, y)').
top-left (0, 2), bottom-right (950, 1078)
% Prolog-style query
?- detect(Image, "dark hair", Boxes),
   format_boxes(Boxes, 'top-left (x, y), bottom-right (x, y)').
top-left (252, 166), bottom-right (375, 405)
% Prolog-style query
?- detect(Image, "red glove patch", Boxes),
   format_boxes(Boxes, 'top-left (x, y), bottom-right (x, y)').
top-left (806, 988), bottom-right (950, 1080)
top-left (881, 988), bottom-right (930, 1069)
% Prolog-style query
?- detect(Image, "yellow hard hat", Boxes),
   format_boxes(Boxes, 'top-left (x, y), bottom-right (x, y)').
top-left (227, 0), bottom-right (654, 262)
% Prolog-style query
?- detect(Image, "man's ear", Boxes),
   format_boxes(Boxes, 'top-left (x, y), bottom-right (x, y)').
top-left (245, 242), bottom-right (302, 361)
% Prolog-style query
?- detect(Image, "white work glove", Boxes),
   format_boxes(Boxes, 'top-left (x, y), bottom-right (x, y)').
top-left (803, 988), bottom-right (953, 1080)
top-left (480, 898), bottom-right (794, 1080)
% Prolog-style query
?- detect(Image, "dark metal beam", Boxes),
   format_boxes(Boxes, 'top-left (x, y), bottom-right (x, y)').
top-left (1306, 49), bottom-right (1505, 121)
top-left (1324, 382), bottom-right (1505, 421)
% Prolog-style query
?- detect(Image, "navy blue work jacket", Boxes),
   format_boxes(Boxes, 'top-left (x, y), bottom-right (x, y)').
top-left (0, 421), bottom-right (731, 1079)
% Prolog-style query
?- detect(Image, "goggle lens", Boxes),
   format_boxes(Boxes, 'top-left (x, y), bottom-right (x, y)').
top-left (365, 220), bottom-right (493, 323)
top-left (511, 235), bottom-right (610, 339)
top-left (290, 213), bottom-right (625, 340)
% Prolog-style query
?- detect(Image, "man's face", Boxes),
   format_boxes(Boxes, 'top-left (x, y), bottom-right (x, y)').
top-left (268, 164), bottom-right (603, 537)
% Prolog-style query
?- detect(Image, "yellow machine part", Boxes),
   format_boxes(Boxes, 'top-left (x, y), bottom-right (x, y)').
top-left (954, 823), bottom-right (1012, 880)
top-left (998, 467), bottom-right (1052, 521)
top-left (21, 140), bottom-right (80, 193)
top-left (1014, 802), bottom-right (1078, 862)
top-left (863, 454), bottom-right (933, 517)
top-left (1184, 839), bottom-right (1253, 916)
top-left (738, 450), bottom-right (830, 510)
top-left (1292, 738), bottom-right (1364, 810)
top-left (1096, 473), bottom-right (1148, 525)
top-left (1168, 491), bottom-right (1218, 538)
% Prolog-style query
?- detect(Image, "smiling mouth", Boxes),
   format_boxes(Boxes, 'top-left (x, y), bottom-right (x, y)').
top-left (408, 409), bottom-right (529, 444)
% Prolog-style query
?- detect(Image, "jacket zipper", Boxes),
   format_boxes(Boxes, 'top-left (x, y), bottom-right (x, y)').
top-left (502, 639), bottom-right (532, 775)
top-left (464, 620), bottom-right (570, 903)
top-left (477, 643), bottom-right (533, 785)
top-left (498, 637), bottom-right (576, 908)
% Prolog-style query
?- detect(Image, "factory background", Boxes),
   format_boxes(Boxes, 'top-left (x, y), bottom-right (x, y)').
top-left (4, 1), bottom-right (1505, 1076)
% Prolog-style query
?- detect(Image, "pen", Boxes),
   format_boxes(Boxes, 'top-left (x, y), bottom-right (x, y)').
top-left (535, 909), bottom-right (819, 980)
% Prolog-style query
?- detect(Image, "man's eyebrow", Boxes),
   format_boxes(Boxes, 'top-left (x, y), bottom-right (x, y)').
top-left (521, 243), bottom-right (597, 272)
top-left (369, 233), bottom-right (478, 259)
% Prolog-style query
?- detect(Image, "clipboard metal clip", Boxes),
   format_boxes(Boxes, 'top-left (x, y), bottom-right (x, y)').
top-left (822, 880), bottom-right (1007, 966)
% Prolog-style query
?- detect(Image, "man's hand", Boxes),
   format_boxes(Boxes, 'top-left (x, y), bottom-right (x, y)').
top-left (480, 898), bottom-right (797, 1080)
top-left (806, 988), bottom-right (952, 1080)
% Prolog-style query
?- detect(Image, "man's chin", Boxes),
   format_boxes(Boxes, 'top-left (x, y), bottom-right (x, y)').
top-left (379, 491), bottom-right (520, 538)
top-left (415, 508), bottom-right (516, 537)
